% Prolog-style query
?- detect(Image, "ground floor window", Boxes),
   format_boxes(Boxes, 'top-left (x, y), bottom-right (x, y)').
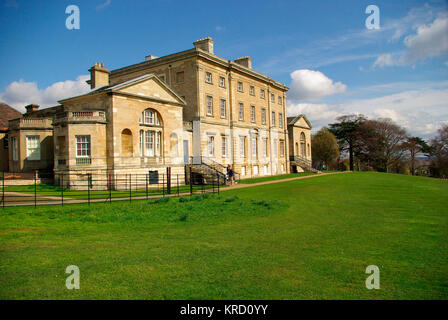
top-left (221, 136), bottom-right (228, 157)
top-left (26, 135), bottom-right (41, 160)
top-left (143, 130), bottom-right (162, 157)
top-left (264, 165), bottom-right (268, 175)
top-left (11, 136), bottom-right (18, 161)
top-left (3, 134), bottom-right (8, 149)
top-left (241, 166), bottom-right (246, 176)
top-left (208, 136), bottom-right (215, 156)
top-left (253, 165), bottom-right (259, 175)
top-left (76, 135), bottom-right (91, 158)
top-left (240, 136), bottom-right (246, 158)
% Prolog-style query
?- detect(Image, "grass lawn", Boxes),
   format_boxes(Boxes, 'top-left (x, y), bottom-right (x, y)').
top-left (239, 172), bottom-right (315, 184)
top-left (0, 172), bottom-right (447, 299)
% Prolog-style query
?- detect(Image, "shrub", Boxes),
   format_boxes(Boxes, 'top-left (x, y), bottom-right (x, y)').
top-left (224, 195), bottom-right (239, 203)
top-left (178, 213), bottom-right (188, 222)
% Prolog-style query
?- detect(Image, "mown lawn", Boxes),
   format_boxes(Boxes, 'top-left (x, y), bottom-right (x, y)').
top-left (0, 172), bottom-right (447, 299)
top-left (239, 172), bottom-right (315, 184)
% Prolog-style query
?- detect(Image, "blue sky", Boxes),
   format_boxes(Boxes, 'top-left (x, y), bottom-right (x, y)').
top-left (1, 0), bottom-right (447, 138)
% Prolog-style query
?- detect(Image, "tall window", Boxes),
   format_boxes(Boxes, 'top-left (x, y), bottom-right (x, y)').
top-left (279, 113), bottom-right (283, 128)
top-left (300, 132), bottom-right (306, 157)
top-left (206, 95), bottom-right (213, 116)
top-left (26, 135), bottom-right (41, 160)
top-left (261, 108), bottom-right (266, 124)
top-left (272, 111), bottom-right (276, 126)
top-left (263, 138), bottom-right (268, 157)
top-left (280, 140), bottom-right (285, 157)
top-left (219, 76), bottom-right (225, 88)
top-left (156, 131), bottom-right (162, 156)
top-left (205, 72), bottom-right (212, 83)
top-left (220, 99), bottom-right (226, 118)
top-left (278, 96), bottom-right (282, 105)
top-left (11, 136), bottom-right (18, 161)
top-left (260, 89), bottom-right (265, 99)
top-left (238, 81), bottom-right (243, 92)
top-left (271, 93), bottom-right (275, 103)
top-left (145, 131), bottom-right (154, 157)
top-left (76, 135), bottom-right (90, 158)
top-left (240, 136), bottom-right (246, 158)
top-left (238, 103), bottom-right (244, 121)
top-left (208, 136), bottom-right (215, 156)
top-left (221, 136), bottom-right (228, 157)
top-left (251, 136), bottom-right (257, 158)
top-left (250, 86), bottom-right (255, 96)
top-left (250, 106), bottom-right (256, 123)
top-left (139, 130), bottom-right (144, 156)
top-left (3, 134), bottom-right (8, 149)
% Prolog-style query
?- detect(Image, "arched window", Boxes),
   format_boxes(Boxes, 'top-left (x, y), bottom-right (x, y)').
top-left (300, 132), bottom-right (306, 157)
top-left (139, 108), bottom-right (163, 158)
top-left (295, 142), bottom-right (299, 155)
top-left (307, 143), bottom-right (310, 158)
top-left (140, 108), bottom-right (162, 126)
top-left (170, 133), bottom-right (178, 157)
top-left (122, 129), bottom-right (133, 157)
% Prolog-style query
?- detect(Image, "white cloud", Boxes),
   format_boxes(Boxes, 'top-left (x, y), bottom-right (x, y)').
top-left (373, 14), bottom-right (448, 68)
top-left (288, 69), bottom-right (346, 101)
top-left (403, 15), bottom-right (448, 63)
top-left (0, 75), bottom-right (90, 112)
top-left (287, 85), bottom-right (448, 138)
top-left (96, 0), bottom-right (111, 10)
top-left (373, 53), bottom-right (395, 68)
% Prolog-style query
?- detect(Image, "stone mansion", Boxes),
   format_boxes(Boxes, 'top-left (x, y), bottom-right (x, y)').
top-left (1, 37), bottom-right (312, 184)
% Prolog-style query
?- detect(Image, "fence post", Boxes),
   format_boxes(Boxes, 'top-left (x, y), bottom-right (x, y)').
top-left (2, 171), bottom-right (5, 208)
top-left (162, 173), bottom-right (165, 197)
top-left (217, 173), bottom-right (220, 195)
top-left (88, 173), bottom-right (91, 207)
top-left (109, 173), bottom-right (112, 204)
top-left (146, 173), bottom-right (148, 200)
top-left (189, 168), bottom-right (193, 196)
top-left (61, 174), bottom-right (64, 207)
top-left (129, 174), bottom-right (132, 202)
top-left (166, 167), bottom-right (171, 195)
top-left (212, 174), bottom-right (215, 194)
top-left (177, 174), bottom-right (179, 197)
top-left (34, 170), bottom-right (37, 208)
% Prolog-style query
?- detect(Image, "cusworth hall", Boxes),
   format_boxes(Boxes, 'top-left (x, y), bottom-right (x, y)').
top-left (0, 37), bottom-right (312, 187)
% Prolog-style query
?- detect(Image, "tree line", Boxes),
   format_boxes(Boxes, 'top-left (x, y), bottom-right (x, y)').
top-left (311, 114), bottom-right (448, 178)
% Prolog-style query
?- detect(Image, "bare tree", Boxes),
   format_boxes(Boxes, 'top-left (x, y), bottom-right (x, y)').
top-left (429, 125), bottom-right (448, 178)
top-left (357, 118), bottom-right (407, 172)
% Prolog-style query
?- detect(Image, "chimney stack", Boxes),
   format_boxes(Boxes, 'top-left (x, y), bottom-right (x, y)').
top-left (87, 62), bottom-right (110, 89)
top-left (25, 104), bottom-right (40, 114)
top-left (193, 37), bottom-right (214, 54)
top-left (234, 56), bottom-right (252, 69)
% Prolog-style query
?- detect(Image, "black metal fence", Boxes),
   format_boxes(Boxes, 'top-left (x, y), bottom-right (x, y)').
top-left (0, 168), bottom-right (224, 208)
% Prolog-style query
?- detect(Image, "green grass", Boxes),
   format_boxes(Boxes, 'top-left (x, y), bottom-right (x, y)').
top-left (1, 184), bottom-right (210, 200)
top-left (239, 172), bottom-right (315, 184)
top-left (0, 172), bottom-right (447, 299)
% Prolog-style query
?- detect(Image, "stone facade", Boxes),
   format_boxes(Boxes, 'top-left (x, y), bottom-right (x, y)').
top-left (3, 37), bottom-right (312, 183)
top-left (287, 115), bottom-right (313, 172)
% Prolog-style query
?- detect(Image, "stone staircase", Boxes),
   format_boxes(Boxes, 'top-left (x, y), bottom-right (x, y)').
top-left (186, 157), bottom-right (234, 185)
top-left (290, 155), bottom-right (321, 173)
